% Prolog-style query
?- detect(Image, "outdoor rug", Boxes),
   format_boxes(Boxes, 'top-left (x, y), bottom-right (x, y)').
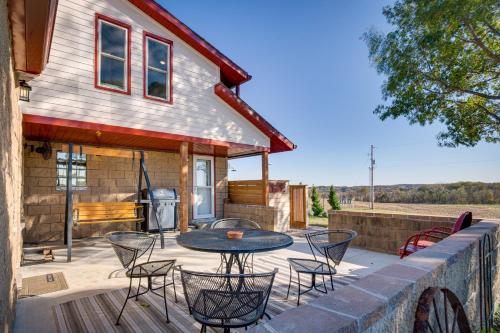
top-left (53, 255), bottom-right (359, 332)
top-left (20, 272), bottom-right (68, 298)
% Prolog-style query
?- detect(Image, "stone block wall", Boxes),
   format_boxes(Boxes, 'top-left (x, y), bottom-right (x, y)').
top-left (223, 203), bottom-right (281, 231)
top-left (250, 219), bottom-right (500, 333)
top-left (329, 210), bottom-right (481, 254)
top-left (269, 181), bottom-right (290, 233)
top-left (23, 141), bottom-right (228, 242)
top-left (0, 0), bottom-right (23, 330)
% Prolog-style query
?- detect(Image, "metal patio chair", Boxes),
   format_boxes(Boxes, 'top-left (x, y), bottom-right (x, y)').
top-left (286, 229), bottom-right (357, 305)
top-left (106, 231), bottom-right (178, 325)
top-left (212, 218), bottom-right (261, 273)
top-left (180, 269), bottom-right (277, 333)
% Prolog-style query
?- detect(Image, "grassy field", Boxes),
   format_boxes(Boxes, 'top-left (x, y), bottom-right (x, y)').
top-left (308, 202), bottom-right (500, 228)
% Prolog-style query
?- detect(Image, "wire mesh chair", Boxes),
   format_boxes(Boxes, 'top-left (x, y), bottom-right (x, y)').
top-left (212, 218), bottom-right (261, 273)
top-left (106, 231), bottom-right (178, 325)
top-left (286, 229), bottom-right (357, 305)
top-left (180, 269), bottom-right (277, 333)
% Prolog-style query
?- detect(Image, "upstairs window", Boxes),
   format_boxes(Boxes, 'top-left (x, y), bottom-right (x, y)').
top-left (95, 14), bottom-right (131, 94)
top-left (143, 32), bottom-right (173, 103)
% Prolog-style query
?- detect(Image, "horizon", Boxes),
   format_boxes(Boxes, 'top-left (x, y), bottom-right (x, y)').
top-left (163, 0), bottom-right (499, 186)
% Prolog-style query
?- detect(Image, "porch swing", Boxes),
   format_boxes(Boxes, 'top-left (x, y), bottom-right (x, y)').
top-left (63, 143), bottom-right (165, 262)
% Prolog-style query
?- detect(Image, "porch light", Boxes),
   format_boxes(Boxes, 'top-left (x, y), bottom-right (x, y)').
top-left (19, 80), bottom-right (32, 102)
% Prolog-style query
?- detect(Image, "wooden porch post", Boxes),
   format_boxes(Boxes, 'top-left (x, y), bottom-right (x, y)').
top-left (179, 142), bottom-right (189, 233)
top-left (262, 151), bottom-right (269, 206)
top-left (64, 143), bottom-right (73, 262)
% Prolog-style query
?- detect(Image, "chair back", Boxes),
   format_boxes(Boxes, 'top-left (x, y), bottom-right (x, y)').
top-left (211, 218), bottom-right (261, 230)
top-left (306, 229), bottom-right (357, 265)
top-left (106, 231), bottom-right (156, 268)
top-left (180, 269), bottom-right (276, 327)
top-left (451, 211), bottom-right (472, 234)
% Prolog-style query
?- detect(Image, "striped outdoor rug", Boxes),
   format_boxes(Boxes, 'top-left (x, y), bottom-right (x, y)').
top-left (54, 255), bottom-right (359, 333)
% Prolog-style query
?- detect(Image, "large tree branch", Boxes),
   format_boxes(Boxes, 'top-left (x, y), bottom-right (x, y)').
top-left (463, 18), bottom-right (500, 64)
top-left (476, 104), bottom-right (500, 123)
top-left (421, 73), bottom-right (500, 100)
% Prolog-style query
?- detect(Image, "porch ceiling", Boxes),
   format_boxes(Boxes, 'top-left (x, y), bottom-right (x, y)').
top-left (23, 114), bottom-right (268, 157)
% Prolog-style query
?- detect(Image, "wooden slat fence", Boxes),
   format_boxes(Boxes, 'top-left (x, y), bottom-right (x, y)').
top-left (228, 180), bottom-right (266, 205)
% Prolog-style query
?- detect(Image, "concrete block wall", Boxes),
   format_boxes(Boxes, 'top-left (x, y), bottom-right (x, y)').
top-left (329, 210), bottom-right (481, 255)
top-left (0, 0), bottom-right (23, 330)
top-left (250, 219), bottom-right (500, 332)
top-left (223, 203), bottom-right (281, 231)
top-left (269, 181), bottom-right (290, 232)
top-left (23, 141), bottom-right (227, 242)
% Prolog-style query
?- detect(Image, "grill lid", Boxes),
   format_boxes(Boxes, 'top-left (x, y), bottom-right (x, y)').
top-left (144, 188), bottom-right (177, 200)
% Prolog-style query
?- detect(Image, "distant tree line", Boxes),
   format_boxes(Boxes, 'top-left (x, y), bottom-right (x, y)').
top-left (315, 182), bottom-right (500, 205)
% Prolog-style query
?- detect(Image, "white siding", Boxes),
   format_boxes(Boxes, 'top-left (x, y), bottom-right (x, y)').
top-left (21, 0), bottom-right (270, 148)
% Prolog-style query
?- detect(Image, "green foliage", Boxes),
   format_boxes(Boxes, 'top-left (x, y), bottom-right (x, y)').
top-left (494, 303), bottom-right (500, 330)
top-left (315, 182), bottom-right (500, 205)
top-left (328, 185), bottom-right (341, 210)
top-left (364, 0), bottom-right (499, 147)
top-left (311, 186), bottom-right (324, 216)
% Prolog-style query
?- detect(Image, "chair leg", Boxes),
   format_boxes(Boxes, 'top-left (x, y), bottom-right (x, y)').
top-left (172, 268), bottom-right (178, 303)
top-left (199, 325), bottom-right (205, 333)
top-left (286, 265), bottom-right (292, 300)
top-left (135, 276), bottom-right (142, 301)
top-left (297, 272), bottom-right (301, 306)
top-left (163, 275), bottom-right (170, 323)
top-left (116, 276), bottom-right (134, 325)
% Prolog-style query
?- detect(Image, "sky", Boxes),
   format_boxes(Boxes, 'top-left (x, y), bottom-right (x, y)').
top-left (162, 0), bottom-right (500, 186)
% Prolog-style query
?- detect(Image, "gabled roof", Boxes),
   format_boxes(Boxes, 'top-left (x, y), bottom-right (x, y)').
top-left (214, 83), bottom-right (296, 154)
top-left (128, 0), bottom-right (251, 88)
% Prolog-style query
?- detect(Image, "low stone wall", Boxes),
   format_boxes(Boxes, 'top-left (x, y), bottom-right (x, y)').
top-left (250, 220), bottom-right (500, 332)
top-left (223, 203), bottom-right (283, 232)
top-left (329, 210), bottom-right (481, 255)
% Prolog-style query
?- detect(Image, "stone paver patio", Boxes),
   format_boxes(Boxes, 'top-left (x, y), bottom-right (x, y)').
top-left (14, 231), bottom-right (398, 333)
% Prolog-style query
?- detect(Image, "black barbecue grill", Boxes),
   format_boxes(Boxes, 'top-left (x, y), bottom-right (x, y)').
top-left (141, 188), bottom-right (180, 232)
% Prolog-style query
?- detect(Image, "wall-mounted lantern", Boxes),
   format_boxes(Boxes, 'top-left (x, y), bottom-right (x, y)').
top-left (19, 80), bottom-right (32, 102)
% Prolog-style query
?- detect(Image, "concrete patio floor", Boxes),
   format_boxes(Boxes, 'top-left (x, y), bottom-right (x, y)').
top-left (14, 230), bottom-right (398, 333)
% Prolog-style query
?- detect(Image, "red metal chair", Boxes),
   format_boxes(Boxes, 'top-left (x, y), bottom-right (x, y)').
top-left (399, 211), bottom-right (472, 258)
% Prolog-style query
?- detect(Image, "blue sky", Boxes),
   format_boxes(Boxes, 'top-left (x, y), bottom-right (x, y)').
top-left (163, 0), bottom-right (500, 186)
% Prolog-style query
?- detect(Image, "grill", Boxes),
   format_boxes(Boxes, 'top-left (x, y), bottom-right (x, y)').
top-left (142, 188), bottom-right (179, 232)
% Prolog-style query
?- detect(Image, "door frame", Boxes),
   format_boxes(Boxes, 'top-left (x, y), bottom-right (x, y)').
top-left (192, 155), bottom-right (215, 219)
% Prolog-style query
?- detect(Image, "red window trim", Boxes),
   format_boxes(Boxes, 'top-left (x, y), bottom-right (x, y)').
top-left (94, 13), bottom-right (132, 95)
top-left (143, 31), bottom-right (173, 104)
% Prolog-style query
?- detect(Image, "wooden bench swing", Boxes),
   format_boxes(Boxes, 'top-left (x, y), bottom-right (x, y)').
top-left (63, 143), bottom-right (165, 262)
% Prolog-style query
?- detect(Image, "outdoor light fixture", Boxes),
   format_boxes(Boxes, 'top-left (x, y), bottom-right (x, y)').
top-left (19, 80), bottom-right (32, 102)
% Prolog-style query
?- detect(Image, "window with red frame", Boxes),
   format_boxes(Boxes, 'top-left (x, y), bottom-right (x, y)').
top-left (144, 32), bottom-right (172, 102)
top-left (95, 14), bottom-right (131, 94)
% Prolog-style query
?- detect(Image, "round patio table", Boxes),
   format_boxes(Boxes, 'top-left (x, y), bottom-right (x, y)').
top-left (176, 229), bottom-right (293, 274)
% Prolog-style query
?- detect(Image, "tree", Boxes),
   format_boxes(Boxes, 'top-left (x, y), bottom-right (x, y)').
top-left (328, 186), bottom-right (341, 210)
top-left (310, 186), bottom-right (324, 216)
top-left (363, 0), bottom-right (499, 147)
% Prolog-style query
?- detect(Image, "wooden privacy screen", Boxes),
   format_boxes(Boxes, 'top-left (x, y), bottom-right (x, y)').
top-left (290, 185), bottom-right (307, 229)
top-left (228, 180), bottom-right (266, 205)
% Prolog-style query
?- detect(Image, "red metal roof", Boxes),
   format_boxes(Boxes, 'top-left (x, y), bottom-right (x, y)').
top-left (127, 0), bottom-right (251, 88)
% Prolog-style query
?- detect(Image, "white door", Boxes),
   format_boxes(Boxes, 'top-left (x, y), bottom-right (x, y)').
top-left (193, 155), bottom-right (215, 219)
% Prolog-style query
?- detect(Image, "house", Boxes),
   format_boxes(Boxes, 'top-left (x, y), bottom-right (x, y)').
top-left (16, 0), bottom-right (296, 244)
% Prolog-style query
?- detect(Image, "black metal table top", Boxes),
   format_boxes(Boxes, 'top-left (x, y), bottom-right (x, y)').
top-left (176, 229), bottom-right (294, 254)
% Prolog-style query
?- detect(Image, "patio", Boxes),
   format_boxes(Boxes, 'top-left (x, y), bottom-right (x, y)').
top-left (14, 229), bottom-right (398, 333)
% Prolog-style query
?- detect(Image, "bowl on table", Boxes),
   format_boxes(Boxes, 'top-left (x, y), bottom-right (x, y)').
top-left (226, 230), bottom-right (244, 240)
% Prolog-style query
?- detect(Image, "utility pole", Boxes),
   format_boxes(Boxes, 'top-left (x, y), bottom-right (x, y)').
top-left (369, 145), bottom-right (375, 209)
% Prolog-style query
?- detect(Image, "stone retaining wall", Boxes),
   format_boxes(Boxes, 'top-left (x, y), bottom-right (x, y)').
top-left (250, 219), bottom-right (500, 332)
top-left (329, 210), bottom-right (481, 255)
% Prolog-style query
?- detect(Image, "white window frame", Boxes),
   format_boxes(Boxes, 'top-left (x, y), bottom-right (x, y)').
top-left (97, 19), bottom-right (128, 92)
top-left (145, 36), bottom-right (171, 101)
top-left (193, 155), bottom-right (215, 219)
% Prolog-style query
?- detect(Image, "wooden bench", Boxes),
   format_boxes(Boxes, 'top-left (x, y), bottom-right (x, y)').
top-left (73, 202), bottom-right (144, 225)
